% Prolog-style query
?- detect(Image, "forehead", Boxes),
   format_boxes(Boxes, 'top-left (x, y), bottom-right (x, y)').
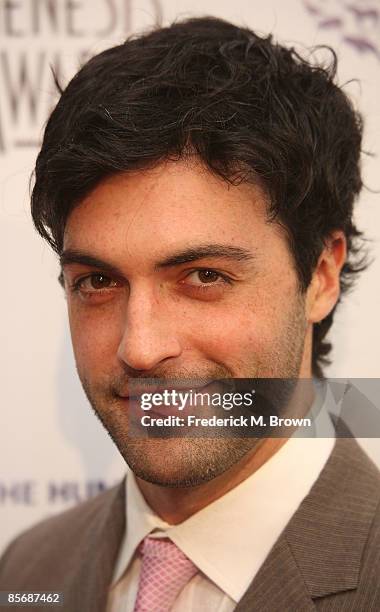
top-left (63, 159), bottom-right (282, 262)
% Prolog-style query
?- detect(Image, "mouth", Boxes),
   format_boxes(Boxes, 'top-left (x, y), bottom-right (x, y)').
top-left (118, 385), bottom-right (208, 413)
top-left (120, 381), bottom-right (213, 398)
top-left (117, 379), bottom-right (234, 418)
top-left (117, 379), bottom-right (225, 400)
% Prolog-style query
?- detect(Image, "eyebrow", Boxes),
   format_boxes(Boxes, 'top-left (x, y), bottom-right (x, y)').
top-left (154, 244), bottom-right (255, 269)
top-left (60, 251), bottom-right (124, 277)
top-left (59, 244), bottom-right (255, 280)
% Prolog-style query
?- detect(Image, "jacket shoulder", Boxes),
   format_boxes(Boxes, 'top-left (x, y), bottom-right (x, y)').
top-left (0, 480), bottom-right (124, 590)
top-left (312, 440), bottom-right (380, 610)
top-left (315, 496), bottom-right (380, 610)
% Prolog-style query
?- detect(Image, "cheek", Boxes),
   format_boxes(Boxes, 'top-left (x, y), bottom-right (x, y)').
top-left (192, 281), bottom-right (301, 367)
top-left (67, 301), bottom-right (124, 375)
top-left (191, 300), bottom-right (279, 362)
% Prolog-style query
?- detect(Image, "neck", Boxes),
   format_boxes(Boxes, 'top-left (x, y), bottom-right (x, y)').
top-left (135, 437), bottom-right (288, 524)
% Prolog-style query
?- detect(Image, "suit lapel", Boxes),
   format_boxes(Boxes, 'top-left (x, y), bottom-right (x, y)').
top-left (236, 437), bottom-right (380, 611)
top-left (62, 478), bottom-right (126, 612)
top-left (284, 437), bottom-right (380, 599)
top-left (235, 536), bottom-right (316, 611)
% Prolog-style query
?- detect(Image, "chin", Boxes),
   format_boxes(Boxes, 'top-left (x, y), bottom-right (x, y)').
top-left (119, 438), bottom-right (255, 488)
top-left (121, 437), bottom-right (230, 488)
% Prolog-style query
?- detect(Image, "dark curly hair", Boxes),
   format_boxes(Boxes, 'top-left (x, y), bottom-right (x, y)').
top-left (31, 16), bottom-right (367, 378)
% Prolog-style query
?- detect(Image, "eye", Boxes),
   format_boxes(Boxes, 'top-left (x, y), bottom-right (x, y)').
top-left (184, 269), bottom-right (232, 287)
top-left (72, 273), bottom-right (120, 293)
top-left (179, 269), bottom-right (233, 301)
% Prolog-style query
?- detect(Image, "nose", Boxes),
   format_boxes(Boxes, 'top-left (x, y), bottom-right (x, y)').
top-left (117, 286), bottom-right (182, 372)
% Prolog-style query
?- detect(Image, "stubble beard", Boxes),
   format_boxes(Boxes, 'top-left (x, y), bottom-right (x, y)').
top-left (78, 294), bottom-right (308, 488)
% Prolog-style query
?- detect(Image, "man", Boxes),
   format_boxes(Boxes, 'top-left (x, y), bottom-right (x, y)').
top-left (1, 16), bottom-right (379, 612)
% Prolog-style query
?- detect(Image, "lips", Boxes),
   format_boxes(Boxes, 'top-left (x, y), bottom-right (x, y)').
top-left (118, 380), bottom-right (217, 399)
top-left (119, 380), bottom-right (233, 418)
top-left (119, 386), bottom-right (208, 414)
top-left (119, 394), bottom-right (192, 420)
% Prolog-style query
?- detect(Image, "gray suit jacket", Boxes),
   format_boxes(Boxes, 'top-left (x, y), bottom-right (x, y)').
top-left (0, 437), bottom-right (379, 611)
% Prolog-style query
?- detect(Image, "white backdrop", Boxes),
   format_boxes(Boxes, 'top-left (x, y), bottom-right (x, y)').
top-left (1, 0), bottom-right (380, 553)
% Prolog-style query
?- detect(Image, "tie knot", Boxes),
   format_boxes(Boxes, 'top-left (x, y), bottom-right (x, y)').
top-left (134, 536), bottom-right (198, 611)
top-left (140, 536), bottom-right (190, 561)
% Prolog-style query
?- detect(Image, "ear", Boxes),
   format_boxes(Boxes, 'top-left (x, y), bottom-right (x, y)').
top-left (306, 231), bottom-right (347, 324)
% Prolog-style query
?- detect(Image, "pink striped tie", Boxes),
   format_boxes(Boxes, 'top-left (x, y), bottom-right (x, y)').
top-left (133, 536), bottom-right (198, 612)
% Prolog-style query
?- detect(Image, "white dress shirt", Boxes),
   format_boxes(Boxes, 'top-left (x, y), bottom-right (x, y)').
top-left (107, 385), bottom-right (336, 611)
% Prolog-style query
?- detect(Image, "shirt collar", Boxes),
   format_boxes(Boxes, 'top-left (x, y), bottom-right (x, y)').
top-left (112, 384), bottom-right (335, 602)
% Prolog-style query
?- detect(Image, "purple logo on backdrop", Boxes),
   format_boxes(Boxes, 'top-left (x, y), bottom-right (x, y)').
top-left (303, 0), bottom-right (380, 60)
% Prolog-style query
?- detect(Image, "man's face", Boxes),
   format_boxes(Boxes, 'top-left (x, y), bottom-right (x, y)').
top-left (62, 159), bottom-right (310, 486)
